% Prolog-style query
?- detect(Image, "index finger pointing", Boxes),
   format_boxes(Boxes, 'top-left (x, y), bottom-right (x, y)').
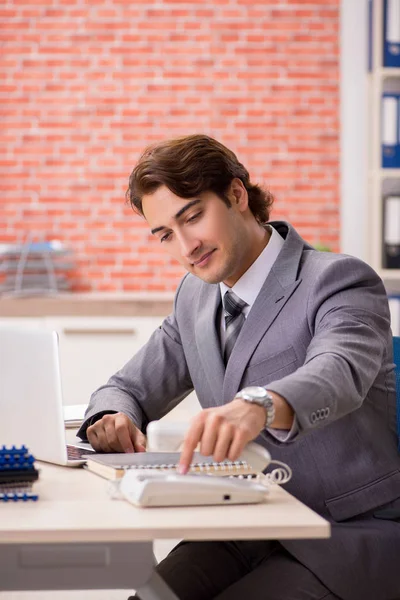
top-left (178, 419), bottom-right (204, 474)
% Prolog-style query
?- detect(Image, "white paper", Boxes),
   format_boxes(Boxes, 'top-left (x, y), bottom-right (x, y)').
top-left (63, 404), bottom-right (88, 423)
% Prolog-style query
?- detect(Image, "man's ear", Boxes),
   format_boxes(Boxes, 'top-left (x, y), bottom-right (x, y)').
top-left (230, 178), bottom-right (248, 211)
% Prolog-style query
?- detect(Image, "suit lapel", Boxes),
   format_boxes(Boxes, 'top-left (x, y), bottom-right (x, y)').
top-left (223, 274), bottom-right (301, 401)
top-left (222, 221), bottom-right (308, 402)
top-left (195, 283), bottom-right (225, 405)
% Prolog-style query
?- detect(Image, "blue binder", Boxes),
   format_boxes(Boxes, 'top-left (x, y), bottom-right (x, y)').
top-left (384, 0), bottom-right (400, 67)
top-left (382, 93), bottom-right (400, 167)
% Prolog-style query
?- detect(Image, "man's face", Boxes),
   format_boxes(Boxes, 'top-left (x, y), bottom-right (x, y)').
top-left (142, 184), bottom-right (252, 287)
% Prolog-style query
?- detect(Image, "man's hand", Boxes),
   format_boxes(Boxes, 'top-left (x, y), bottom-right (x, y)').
top-left (86, 412), bottom-right (146, 453)
top-left (178, 399), bottom-right (267, 474)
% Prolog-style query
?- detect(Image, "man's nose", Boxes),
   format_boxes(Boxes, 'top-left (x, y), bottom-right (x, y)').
top-left (179, 234), bottom-right (200, 260)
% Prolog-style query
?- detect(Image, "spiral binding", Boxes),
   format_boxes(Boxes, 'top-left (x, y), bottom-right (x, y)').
top-left (0, 445), bottom-right (34, 465)
top-left (122, 460), bottom-right (248, 473)
top-left (0, 491), bottom-right (38, 502)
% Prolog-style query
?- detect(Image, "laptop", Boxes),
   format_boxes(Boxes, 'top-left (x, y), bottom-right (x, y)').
top-left (0, 327), bottom-right (96, 467)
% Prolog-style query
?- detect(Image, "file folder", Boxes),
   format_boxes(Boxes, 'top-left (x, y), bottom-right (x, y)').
top-left (382, 94), bottom-right (400, 167)
top-left (383, 196), bottom-right (400, 268)
top-left (384, 0), bottom-right (400, 67)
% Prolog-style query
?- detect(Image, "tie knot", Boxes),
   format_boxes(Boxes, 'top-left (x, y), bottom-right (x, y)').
top-left (223, 290), bottom-right (247, 320)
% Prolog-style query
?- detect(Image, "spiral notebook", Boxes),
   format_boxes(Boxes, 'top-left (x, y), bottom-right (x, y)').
top-left (83, 452), bottom-right (257, 481)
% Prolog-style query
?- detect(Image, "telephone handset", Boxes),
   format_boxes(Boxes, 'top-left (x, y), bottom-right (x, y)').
top-left (118, 421), bottom-right (278, 508)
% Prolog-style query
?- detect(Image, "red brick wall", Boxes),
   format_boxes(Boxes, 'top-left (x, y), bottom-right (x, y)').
top-left (1, 0), bottom-right (340, 292)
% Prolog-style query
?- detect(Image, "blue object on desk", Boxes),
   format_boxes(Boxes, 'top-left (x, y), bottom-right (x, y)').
top-left (383, 0), bottom-right (400, 68)
top-left (0, 446), bottom-right (39, 501)
top-left (0, 492), bottom-right (38, 502)
top-left (393, 336), bottom-right (400, 451)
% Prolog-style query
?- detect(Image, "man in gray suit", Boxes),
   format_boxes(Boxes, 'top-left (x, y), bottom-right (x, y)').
top-left (78, 135), bottom-right (400, 600)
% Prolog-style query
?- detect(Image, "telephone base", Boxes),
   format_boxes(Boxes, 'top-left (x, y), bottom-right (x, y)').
top-left (120, 471), bottom-right (269, 507)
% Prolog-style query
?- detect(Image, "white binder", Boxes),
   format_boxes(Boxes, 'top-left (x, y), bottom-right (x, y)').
top-left (384, 0), bottom-right (400, 67)
top-left (387, 0), bottom-right (400, 45)
top-left (382, 96), bottom-right (398, 146)
top-left (389, 297), bottom-right (400, 337)
top-left (382, 96), bottom-right (400, 167)
top-left (384, 196), bottom-right (400, 246)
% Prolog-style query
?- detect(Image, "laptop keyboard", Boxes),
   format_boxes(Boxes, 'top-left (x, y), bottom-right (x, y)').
top-left (66, 445), bottom-right (94, 461)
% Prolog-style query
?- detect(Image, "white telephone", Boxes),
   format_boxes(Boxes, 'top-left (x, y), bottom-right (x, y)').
top-left (118, 421), bottom-right (283, 508)
top-left (119, 470), bottom-right (269, 507)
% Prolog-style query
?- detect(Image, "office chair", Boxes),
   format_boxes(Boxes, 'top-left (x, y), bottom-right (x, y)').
top-left (393, 336), bottom-right (400, 452)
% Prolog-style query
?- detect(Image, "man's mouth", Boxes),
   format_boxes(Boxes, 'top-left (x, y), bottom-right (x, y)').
top-left (192, 250), bottom-right (215, 267)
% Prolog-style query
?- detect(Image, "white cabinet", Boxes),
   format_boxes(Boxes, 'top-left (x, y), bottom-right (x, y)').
top-left (45, 317), bottom-right (164, 406)
top-left (0, 317), bottom-right (43, 329)
top-left (0, 316), bottom-right (201, 418)
top-left (0, 316), bottom-right (163, 406)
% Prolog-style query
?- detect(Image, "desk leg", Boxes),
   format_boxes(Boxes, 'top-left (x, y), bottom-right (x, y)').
top-left (136, 570), bottom-right (179, 600)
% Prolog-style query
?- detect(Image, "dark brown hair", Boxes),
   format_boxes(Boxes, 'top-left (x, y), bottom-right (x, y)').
top-left (127, 134), bottom-right (274, 223)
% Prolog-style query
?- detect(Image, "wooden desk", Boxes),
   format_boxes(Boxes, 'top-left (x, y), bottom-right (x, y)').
top-left (0, 462), bottom-right (330, 599)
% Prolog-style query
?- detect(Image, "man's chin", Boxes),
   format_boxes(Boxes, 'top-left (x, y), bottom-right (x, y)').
top-left (191, 268), bottom-right (226, 285)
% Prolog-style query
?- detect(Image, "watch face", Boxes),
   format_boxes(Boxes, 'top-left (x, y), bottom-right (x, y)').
top-left (244, 386), bottom-right (267, 399)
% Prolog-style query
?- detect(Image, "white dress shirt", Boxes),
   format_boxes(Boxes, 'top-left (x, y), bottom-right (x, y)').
top-left (219, 225), bottom-right (298, 442)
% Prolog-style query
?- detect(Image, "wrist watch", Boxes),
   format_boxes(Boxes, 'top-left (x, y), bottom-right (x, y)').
top-left (235, 386), bottom-right (275, 428)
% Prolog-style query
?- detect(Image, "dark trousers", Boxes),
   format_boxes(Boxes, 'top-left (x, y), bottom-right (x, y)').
top-left (133, 539), bottom-right (341, 600)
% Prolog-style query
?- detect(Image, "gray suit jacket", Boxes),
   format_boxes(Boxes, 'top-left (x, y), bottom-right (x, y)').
top-left (80, 222), bottom-right (400, 600)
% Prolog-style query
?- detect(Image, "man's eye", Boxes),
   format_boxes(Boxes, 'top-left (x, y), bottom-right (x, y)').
top-left (187, 212), bottom-right (201, 223)
top-left (160, 232), bottom-right (171, 243)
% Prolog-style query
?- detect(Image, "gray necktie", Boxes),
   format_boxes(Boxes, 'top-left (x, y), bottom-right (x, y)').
top-left (223, 290), bottom-right (248, 364)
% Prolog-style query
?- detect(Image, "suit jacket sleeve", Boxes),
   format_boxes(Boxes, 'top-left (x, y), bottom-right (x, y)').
top-left (266, 255), bottom-right (392, 440)
top-left (77, 277), bottom-right (194, 440)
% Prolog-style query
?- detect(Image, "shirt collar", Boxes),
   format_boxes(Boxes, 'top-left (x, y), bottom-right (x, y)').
top-left (219, 225), bottom-right (284, 310)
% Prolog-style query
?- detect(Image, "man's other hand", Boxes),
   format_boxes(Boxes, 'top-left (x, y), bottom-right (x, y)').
top-left (178, 399), bottom-right (267, 474)
top-left (86, 412), bottom-right (146, 453)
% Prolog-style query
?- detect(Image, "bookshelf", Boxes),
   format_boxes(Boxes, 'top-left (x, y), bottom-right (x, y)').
top-left (368, 0), bottom-right (400, 295)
